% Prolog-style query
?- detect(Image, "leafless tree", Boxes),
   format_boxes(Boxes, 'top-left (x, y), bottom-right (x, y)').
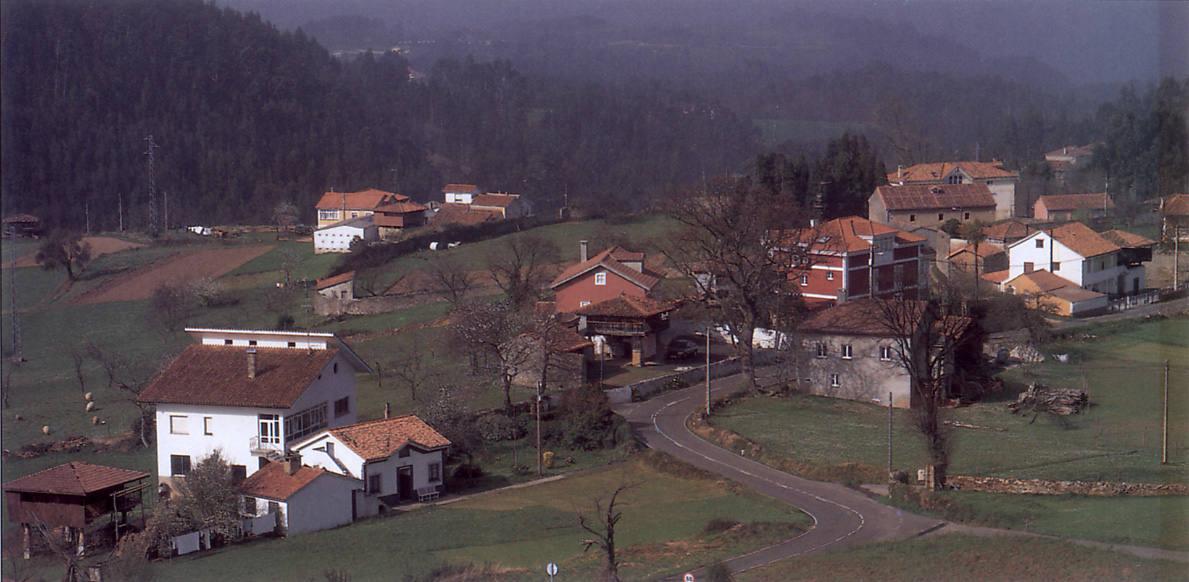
top-left (450, 300), bottom-right (531, 412)
top-left (380, 349), bottom-right (441, 403)
top-left (271, 200), bottom-right (300, 238)
top-left (85, 343), bottom-right (168, 448)
top-left (576, 482), bottom-right (639, 582)
top-left (277, 247), bottom-right (303, 286)
top-left (147, 283), bottom-right (194, 332)
top-left (666, 176), bottom-right (815, 392)
top-left (34, 231), bottom-right (92, 281)
top-left (488, 233), bottom-right (559, 308)
top-left (873, 290), bottom-right (975, 488)
top-left (71, 347), bottom-right (88, 396)
top-left (427, 253), bottom-right (474, 306)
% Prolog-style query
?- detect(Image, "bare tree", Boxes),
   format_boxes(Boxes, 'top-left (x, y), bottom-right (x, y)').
top-left (666, 176), bottom-right (814, 392)
top-left (85, 343), bottom-right (167, 448)
top-left (147, 283), bottom-right (194, 332)
top-left (427, 253), bottom-right (474, 306)
top-left (577, 483), bottom-right (639, 582)
top-left (271, 200), bottom-right (300, 238)
top-left (381, 349), bottom-right (440, 403)
top-left (450, 300), bottom-right (532, 412)
top-left (34, 231), bottom-right (92, 281)
top-left (277, 247), bottom-right (303, 286)
top-left (873, 291), bottom-right (976, 488)
top-left (488, 233), bottom-right (559, 308)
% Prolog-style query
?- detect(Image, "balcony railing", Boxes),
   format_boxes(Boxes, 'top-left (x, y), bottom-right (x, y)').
top-left (584, 320), bottom-right (647, 336)
top-left (249, 435), bottom-right (283, 456)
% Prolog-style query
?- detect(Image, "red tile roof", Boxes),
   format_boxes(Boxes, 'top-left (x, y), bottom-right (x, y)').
top-left (1006, 269), bottom-right (1082, 293)
top-left (549, 246), bottom-right (661, 291)
top-left (138, 345), bottom-right (340, 408)
top-left (376, 201), bottom-right (428, 214)
top-left (981, 269), bottom-right (1010, 284)
top-left (1045, 222), bottom-right (1120, 258)
top-left (471, 193), bottom-right (519, 207)
top-left (429, 203), bottom-right (502, 227)
top-left (315, 189), bottom-right (405, 210)
top-left (981, 220), bottom-right (1033, 242)
top-left (947, 242), bottom-right (1005, 259)
top-left (575, 294), bottom-right (678, 318)
top-left (1036, 193), bottom-right (1114, 212)
top-left (317, 270), bottom-right (356, 290)
top-left (1100, 229), bottom-right (1157, 248)
top-left (3, 462), bottom-right (149, 496)
top-left (889, 161), bottom-right (1018, 183)
top-left (442, 184), bottom-right (478, 193)
top-left (798, 298), bottom-right (902, 336)
top-left (873, 183), bottom-right (996, 211)
top-left (1159, 194), bottom-right (1189, 216)
top-left (237, 462), bottom-right (336, 501)
top-left (326, 415), bottom-right (451, 461)
top-left (774, 216), bottom-right (925, 254)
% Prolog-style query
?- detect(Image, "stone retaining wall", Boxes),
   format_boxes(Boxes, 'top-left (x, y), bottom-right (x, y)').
top-left (949, 475), bottom-right (1188, 496)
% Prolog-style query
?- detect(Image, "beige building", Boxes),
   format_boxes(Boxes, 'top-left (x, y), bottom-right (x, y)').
top-left (887, 161), bottom-right (1019, 219)
top-left (869, 183), bottom-right (997, 229)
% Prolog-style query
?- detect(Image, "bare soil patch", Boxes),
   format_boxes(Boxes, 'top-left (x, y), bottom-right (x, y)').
top-left (3, 236), bottom-right (143, 268)
top-left (71, 245), bottom-right (273, 304)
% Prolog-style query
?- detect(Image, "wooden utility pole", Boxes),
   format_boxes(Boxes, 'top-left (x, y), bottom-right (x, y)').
top-left (887, 392), bottom-right (893, 476)
top-left (536, 381), bottom-right (543, 476)
top-left (705, 325), bottom-right (712, 416)
top-left (1163, 360), bottom-right (1169, 465)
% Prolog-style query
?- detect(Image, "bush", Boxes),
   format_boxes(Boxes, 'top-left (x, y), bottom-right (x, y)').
top-left (705, 562), bottom-right (734, 582)
top-left (702, 518), bottom-right (740, 535)
top-left (476, 413), bottom-right (525, 442)
top-left (452, 464), bottom-right (484, 480)
top-left (510, 463), bottom-right (533, 476)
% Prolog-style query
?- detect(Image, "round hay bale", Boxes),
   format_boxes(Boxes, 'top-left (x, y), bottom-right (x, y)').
top-left (13, 414), bottom-right (22, 421)
top-left (85, 401), bottom-right (96, 412)
top-left (91, 416), bottom-right (100, 425)
top-left (42, 425), bottom-right (51, 435)
top-left (84, 392), bottom-right (93, 401)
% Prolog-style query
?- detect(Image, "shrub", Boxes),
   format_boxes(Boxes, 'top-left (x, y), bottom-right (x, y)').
top-left (476, 413), bottom-right (525, 442)
top-left (510, 463), bottom-right (533, 476)
top-left (702, 518), bottom-right (740, 535)
top-left (705, 562), bottom-right (734, 582)
top-left (452, 464), bottom-right (484, 480)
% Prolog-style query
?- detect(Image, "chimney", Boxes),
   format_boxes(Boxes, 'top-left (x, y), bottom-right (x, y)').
top-left (579, 240), bottom-right (588, 262)
top-left (286, 453), bottom-right (301, 476)
top-left (1063, 146), bottom-right (1068, 155)
top-left (246, 349), bottom-right (257, 380)
top-left (897, 165), bottom-right (903, 180)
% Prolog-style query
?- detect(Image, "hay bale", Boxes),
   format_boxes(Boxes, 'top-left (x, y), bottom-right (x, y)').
top-left (85, 401), bottom-right (96, 412)
top-left (42, 425), bottom-right (51, 435)
top-left (84, 392), bottom-right (93, 402)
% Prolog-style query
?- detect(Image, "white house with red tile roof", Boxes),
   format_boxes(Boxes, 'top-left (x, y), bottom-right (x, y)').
top-left (1005, 222), bottom-right (1155, 296)
top-left (137, 328), bottom-right (371, 490)
top-left (771, 216), bottom-right (929, 307)
top-left (291, 415), bottom-right (450, 517)
top-left (442, 183), bottom-right (481, 204)
top-left (237, 457), bottom-right (360, 536)
top-left (314, 189), bottom-right (406, 228)
top-left (887, 161), bottom-right (1019, 219)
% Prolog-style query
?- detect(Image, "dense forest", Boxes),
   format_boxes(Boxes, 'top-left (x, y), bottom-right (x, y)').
top-left (2, 0), bottom-right (1185, 232)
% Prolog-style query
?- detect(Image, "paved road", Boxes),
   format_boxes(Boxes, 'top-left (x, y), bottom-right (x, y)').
top-left (614, 374), bottom-right (943, 580)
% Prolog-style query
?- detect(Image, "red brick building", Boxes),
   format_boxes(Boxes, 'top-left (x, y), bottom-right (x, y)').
top-left (773, 216), bottom-right (929, 307)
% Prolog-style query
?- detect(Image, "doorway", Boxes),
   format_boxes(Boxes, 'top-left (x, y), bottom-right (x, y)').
top-left (397, 466), bottom-right (414, 502)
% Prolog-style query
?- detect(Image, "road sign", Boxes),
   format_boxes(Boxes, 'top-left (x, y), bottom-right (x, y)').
top-left (546, 562), bottom-right (559, 578)
top-left (683, 573), bottom-right (695, 582)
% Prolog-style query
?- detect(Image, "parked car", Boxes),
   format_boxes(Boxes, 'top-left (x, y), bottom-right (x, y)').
top-left (665, 337), bottom-right (699, 361)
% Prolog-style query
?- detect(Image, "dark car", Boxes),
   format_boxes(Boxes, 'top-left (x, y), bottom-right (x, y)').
top-left (665, 338), bottom-right (700, 361)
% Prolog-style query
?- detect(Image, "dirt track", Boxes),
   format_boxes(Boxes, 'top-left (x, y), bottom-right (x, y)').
top-left (71, 245), bottom-right (273, 304)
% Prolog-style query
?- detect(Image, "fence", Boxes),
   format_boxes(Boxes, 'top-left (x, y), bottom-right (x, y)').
top-left (1109, 289), bottom-right (1161, 312)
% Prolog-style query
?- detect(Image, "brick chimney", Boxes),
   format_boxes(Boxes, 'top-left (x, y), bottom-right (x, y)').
top-left (579, 240), bottom-right (588, 262)
top-left (246, 349), bottom-right (257, 380)
top-left (286, 452), bottom-right (301, 476)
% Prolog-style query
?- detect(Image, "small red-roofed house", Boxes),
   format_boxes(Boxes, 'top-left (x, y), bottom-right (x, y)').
top-left (1034, 193), bottom-right (1114, 221)
top-left (575, 294), bottom-right (677, 366)
top-left (291, 414), bottom-right (451, 516)
top-left (373, 200), bottom-right (428, 237)
top-left (442, 183), bottom-right (482, 204)
top-left (947, 242), bottom-right (1007, 275)
top-left (237, 456), bottom-right (359, 536)
top-left (1002, 270), bottom-right (1109, 316)
top-left (138, 328), bottom-right (371, 491)
top-left (470, 193), bottom-right (528, 218)
top-left (316, 270), bottom-right (356, 300)
top-left (1154, 194), bottom-right (1189, 240)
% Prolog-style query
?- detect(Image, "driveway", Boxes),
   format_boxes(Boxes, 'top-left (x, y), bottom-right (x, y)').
top-left (613, 372), bottom-right (943, 580)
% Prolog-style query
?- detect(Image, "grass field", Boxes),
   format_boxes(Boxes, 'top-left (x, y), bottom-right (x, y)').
top-left (737, 532), bottom-right (1188, 582)
top-left (709, 315), bottom-right (1189, 549)
top-left (95, 456), bottom-right (810, 582)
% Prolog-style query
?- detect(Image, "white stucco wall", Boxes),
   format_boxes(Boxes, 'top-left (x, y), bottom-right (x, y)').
top-left (294, 432), bottom-right (445, 518)
top-left (283, 473), bottom-right (359, 535)
top-left (314, 223), bottom-right (376, 254)
top-left (1007, 231), bottom-right (1092, 285)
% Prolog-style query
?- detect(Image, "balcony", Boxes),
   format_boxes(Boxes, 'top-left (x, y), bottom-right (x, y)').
top-left (249, 435), bottom-right (283, 457)
top-left (584, 320), bottom-right (647, 336)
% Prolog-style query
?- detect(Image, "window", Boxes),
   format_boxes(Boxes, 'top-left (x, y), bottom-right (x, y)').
top-left (170, 454), bottom-right (191, 476)
top-left (578, 300), bottom-right (591, 307)
top-left (258, 414), bottom-right (280, 445)
top-left (880, 346), bottom-right (894, 361)
top-left (594, 271), bottom-right (606, 286)
top-left (244, 496), bottom-right (257, 515)
top-left (948, 175), bottom-right (962, 184)
top-left (248, 340), bottom-right (257, 346)
top-left (368, 473), bottom-right (382, 494)
top-left (937, 213), bottom-right (944, 221)
top-left (826, 272), bottom-right (834, 281)
top-left (318, 210), bottom-right (340, 221)
top-left (429, 462), bottom-right (442, 482)
top-left (169, 415), bottom-right (189, 435)
top-left (963, 212), bottom-right (970, 220)
top-left (1052, 261), bottom-right (1060, 271)
top-left (288, 341), bottom-right (296, 348)
top-left (840, 344), bottom-right (853, 359)
top-left (231, 464), bottom-right (246, 484)
top-left (334, 397), bottom-right (350, 417)
top-left (398, 447), bottom-right (411, 459)
top-left (1036, 239), bottom-right (1044, 249)
top-left (325, 442), bottom-right (335, 457)
top-left (830, 373), bottom-right (840, 387)
top-left (1024, 262), bottom-right (1034, 273)
top-left (284, 403), bottom-right (328, 441)
top-left (815, 342), bottom-right (828, 358)
top-left (224, 339), bottom-right (233, 345)
top-left (333, 362), bottom-right (339, 374)
top-left (909, 214), bottom-right (916, 222)
top-left (203, 416), bottom-right (213, 435)
top-left (799, 274), bottom-right (808, 286)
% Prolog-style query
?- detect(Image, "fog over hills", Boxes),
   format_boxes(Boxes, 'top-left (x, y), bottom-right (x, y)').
top-left (218, 0), bottom-right (1185, 86)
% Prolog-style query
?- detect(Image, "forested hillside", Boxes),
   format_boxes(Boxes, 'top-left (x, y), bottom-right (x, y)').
top-left (0, 0), bottom-right (754, 231)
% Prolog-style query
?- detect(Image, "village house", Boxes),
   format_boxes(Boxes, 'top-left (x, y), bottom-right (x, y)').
top-left (290, 415), bottom-right (451, 517)
top-left (947, 242), bottom-right (1008, 277)
top-left (1004, 222), bottom-right (1155, 297)
top-left (429, 203), bottom-right (503, 228)
top-left (549, 242), bottom-right (662, 314)
top-left (316, 271), bottom-right (356, 301)
top-left (314, 189), bottom-right (405, 229)
top-left (575, 294), bottom-right (677, 367)
top-left (237, 456), bottom-right (359, 536)
top-left (137, 328), bottom-right (371, 492)
top-left (373, 200), bottom-right (428, 238)
top-left (469, 193), bottom-right (528, 219)
top-left (771, 216), bottom-right (930, 307)
top-left (1151, 193), bottom-right (1189, 240)
top-left (1033, 193), bottom-right (1114, 221)
top-left (887, 161), bottom-right (1019, 219)
top-left (313, 215), bottom-right (378, 254)
top-left (442, 183), bottom-right (482, 204)
top-left (869, 183), bottom-right (998, 228)
top-left (979, 219), bottom-right (1034, 247)
top-left (1002, 269), bottom-right (1108, 316)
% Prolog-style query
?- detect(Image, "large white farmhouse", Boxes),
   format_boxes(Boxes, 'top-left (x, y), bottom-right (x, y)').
top-left (137, 328), bottom-right (371, 491)
top-left (1005, 222), bottom-right (1155, 296)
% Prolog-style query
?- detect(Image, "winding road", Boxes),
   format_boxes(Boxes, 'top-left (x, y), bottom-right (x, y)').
top-left (613, 373), bottom-right (944, 580)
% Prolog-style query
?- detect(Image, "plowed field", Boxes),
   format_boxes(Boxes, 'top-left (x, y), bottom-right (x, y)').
top-left (72, 245), bottom-right (273, 304)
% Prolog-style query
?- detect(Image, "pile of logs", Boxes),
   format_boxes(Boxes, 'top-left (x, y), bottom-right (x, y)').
top-left (1008, 383), bottom-right (1089, 417)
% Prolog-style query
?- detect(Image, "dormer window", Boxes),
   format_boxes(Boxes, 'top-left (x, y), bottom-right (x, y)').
top-left (948, 175), bottom-right (962, 184)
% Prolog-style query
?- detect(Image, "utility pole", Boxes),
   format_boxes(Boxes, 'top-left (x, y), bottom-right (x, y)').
top-left (1163, 360), bottom-right (1169, 465)
top-left (144, 135), bottom-right (160, 237)
top-left (1175, 226), bottom-right (1181, 291)
top-left (118, 192), bottom-right (124, 232)
top-left (85, 200), bottom-right (91, 235)
top-left (887, 392), bottom-right (893, 476)
top-left (536, 381), bottom-right (543, 476)
top-left (705, 325), bottom-right (712, 416)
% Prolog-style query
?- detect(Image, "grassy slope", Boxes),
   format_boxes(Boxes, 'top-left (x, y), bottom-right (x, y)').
top-left (738, 533), bottom-right (1188, 582)
top-left (140, 457), bottom-right (812, 582)
top-left (711, 316), bottom-right (1189, 549)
